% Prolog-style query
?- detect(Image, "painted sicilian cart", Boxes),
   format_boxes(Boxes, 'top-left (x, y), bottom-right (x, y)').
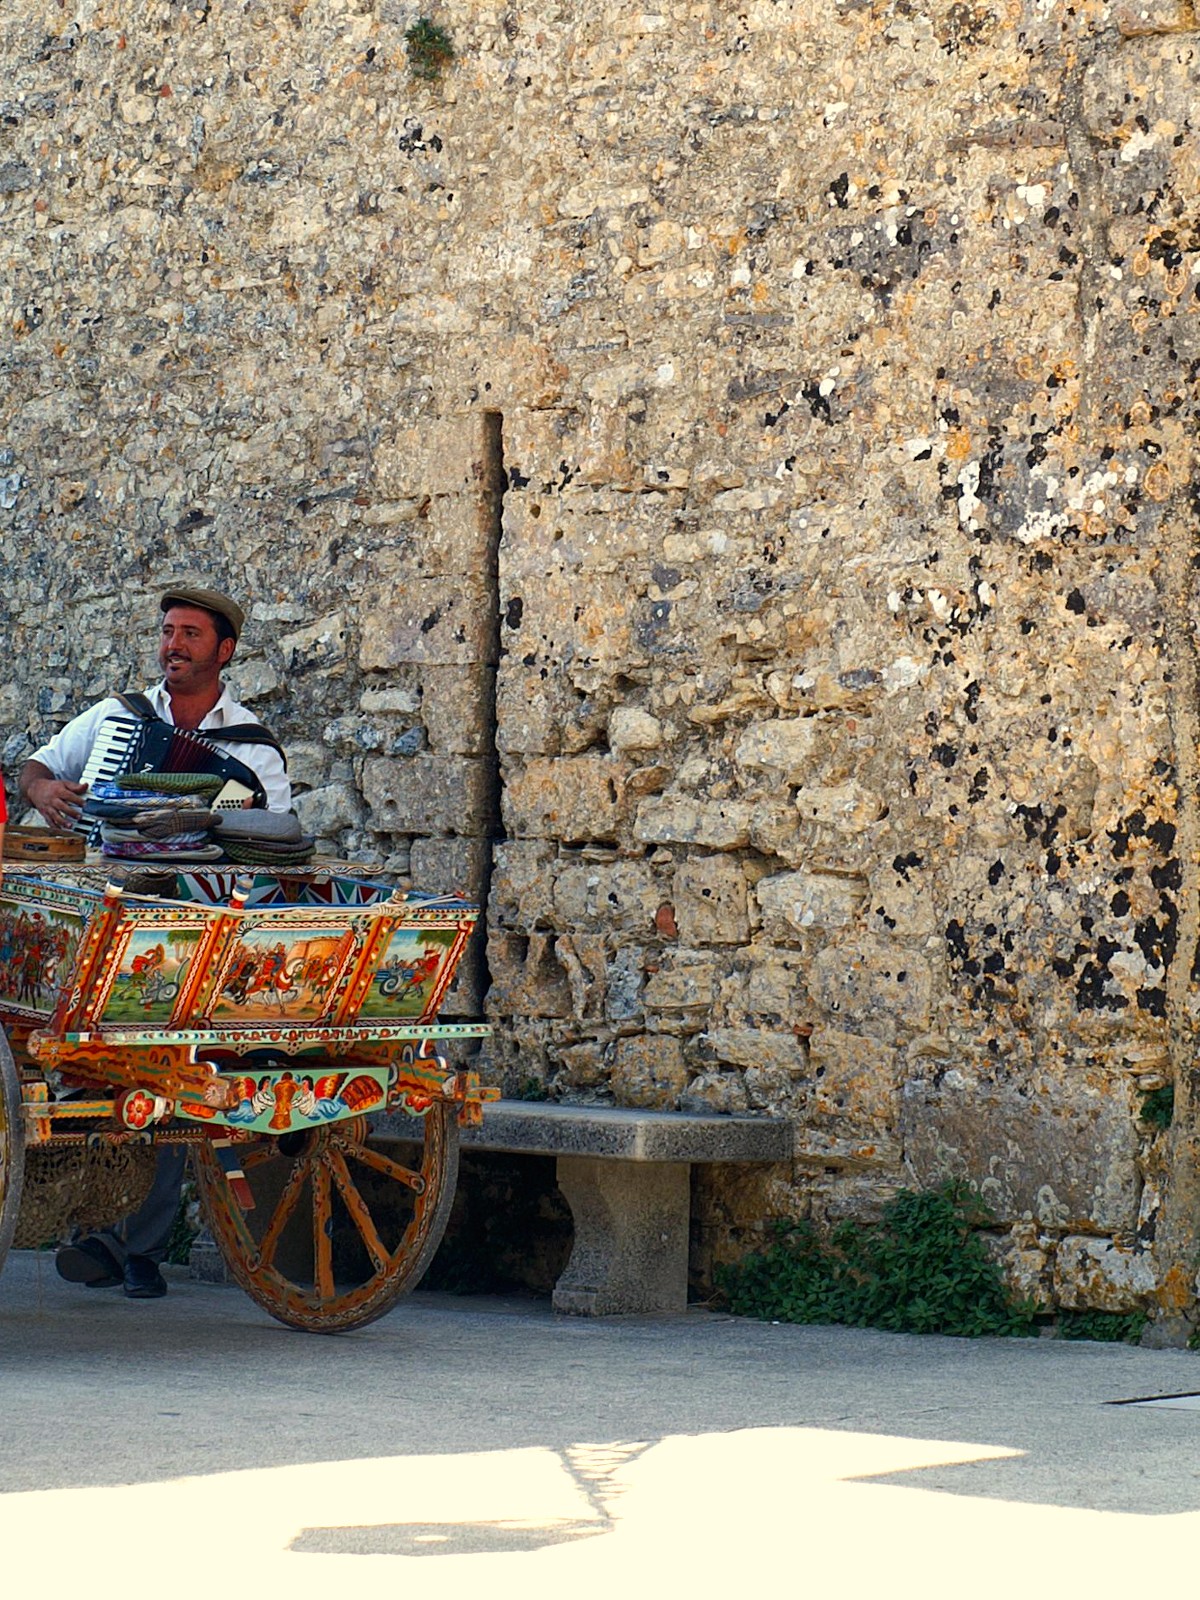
top-left (0, 862), bottom-right (494, 1332)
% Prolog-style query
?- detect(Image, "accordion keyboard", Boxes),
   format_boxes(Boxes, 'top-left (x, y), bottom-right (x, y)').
top-left (74, 714), bottom-right (143, 833)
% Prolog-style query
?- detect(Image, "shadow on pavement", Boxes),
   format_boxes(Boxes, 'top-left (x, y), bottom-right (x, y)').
top-left (3, 1250), bottom-right (1200, 1515)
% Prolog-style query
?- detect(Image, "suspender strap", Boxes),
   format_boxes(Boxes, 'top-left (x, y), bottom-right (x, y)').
top-left (114, 692), bottom-right (156, 720)
top-left (113, 692), bottom-right (288, 766)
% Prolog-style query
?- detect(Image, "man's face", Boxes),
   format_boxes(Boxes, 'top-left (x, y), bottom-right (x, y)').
top-left (158, 604), bottom-right (235, 694)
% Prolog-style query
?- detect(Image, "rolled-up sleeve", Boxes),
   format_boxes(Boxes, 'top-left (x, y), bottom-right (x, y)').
top-left (220, 741), bottom-right (291, 813)
top-left (28, 699), bottom-right (126, 784)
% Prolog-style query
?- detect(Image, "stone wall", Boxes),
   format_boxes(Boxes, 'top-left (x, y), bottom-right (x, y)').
top-left (3, 0), bottom-right (1200, 1322)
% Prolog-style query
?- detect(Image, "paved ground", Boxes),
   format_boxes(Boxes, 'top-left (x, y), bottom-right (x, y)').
top-left (3, 1248), bottom-right (1200, 1597)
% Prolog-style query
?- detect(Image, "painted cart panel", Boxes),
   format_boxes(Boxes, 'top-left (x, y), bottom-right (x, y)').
top-left (0, 865), bottom-right (477, 1037)
top-left (0, 877), bottom-right (89, 1021)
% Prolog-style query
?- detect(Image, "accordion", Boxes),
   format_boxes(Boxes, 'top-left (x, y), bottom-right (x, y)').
top-left (76, 714), bottom-right (266, 841)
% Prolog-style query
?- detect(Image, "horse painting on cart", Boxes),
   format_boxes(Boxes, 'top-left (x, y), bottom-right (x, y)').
top-left (0, 903), bottom-right (83, 1017)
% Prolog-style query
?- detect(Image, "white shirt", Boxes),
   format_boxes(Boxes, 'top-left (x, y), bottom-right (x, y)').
top-left (29, 682), bottom-right (292, 813)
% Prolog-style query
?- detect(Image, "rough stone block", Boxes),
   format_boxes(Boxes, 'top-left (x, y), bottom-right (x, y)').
top-left (673, 854), bottom-right (749, 945)
top-left (359, 684), bottom-right (422, 715)
top-left (681, 1071), bottom-right (750, 1115)
top-left (362, 754), bottom-right (493, 835)
top-left (553, 860), bottom-right (660, 936)
top-left (1113, 0), bottom-right (1193, 35)
top-left (643, 954), bottom-right (717, 1018)
top-left (608, 706), bottom-right (664, 752)
top-left (486, 930), bottom-right (572, 1018)
top-left (374, 415), bottom-right (491, 499)
top-left (984, 1225), bottom-right (1053, 1313)
top-left (555, 1040), bottom-right (609, 1090)
top-left (420, 664), bottom-right (495, 755)
top-left (554, 931), bottom-right (608, 1020)
top-left (1054, 1236), bottom-right (1157, 1311)
top-left (901, 1077), bottom-right (1140, 1232)
top-left (494, 667), bottom-right (576, 756)
top-left (731, 949), bottom-right (811, 1021)
top-left (470, 335), bottom-right (568, 410)
top-left (794, 782), bottom-right (887, 833)
top-left (634, 796), bottom-right (756, 849)
top-left (503, 755), bottom-right (629, 843)
top-left (605, 945), bottom-right (646, 1023)
top-left (810, 942), bottom-right (933, 1040)
top-left (502, 414), bottom-right (642, 500)
top-left (481, 1026), bottom-right (554, 1100)
top-left (866, 858), bottom-right (938, 939)
top-left (743, 1065), bottom-right (800, 1115)
top-left (612, 1033), bottom-right (687, 1109)
top-left (226, 658), bottom-right (281, 705)
top-left (279, 612), bottom-right (348, 672)
top-left (756, 870), bottom-right (867, 935)
top-left (701, 1028), bottom-right (808, 1076)
top-left (500, 564), bottom-right (635, 667)
top-left (408, 835), bottom-right (491, 898)
top-left (287, 741), bottom-right (347, 791)
top-left (364, 496), bottom-right (500, 582)
top-left (735, 717), bottom-right (818, 782)
top-left (792, 1130), bottom-right (902, 1170)
top-left (808, 1027), bottom-right (898, 1132)
top-left (488, 839), bottom-right (557, 931)
top-left (293, 783), bottom-right (361, 839)
top-left (359, 576), bottom-right (495, 669)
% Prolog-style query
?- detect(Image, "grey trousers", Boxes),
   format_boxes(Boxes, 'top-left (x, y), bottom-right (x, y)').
top-left (88, 1145), bottom-right (189, 1265)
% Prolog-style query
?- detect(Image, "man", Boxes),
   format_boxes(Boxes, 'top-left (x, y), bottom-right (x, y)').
top-left (22, 585), bottom-right (289, 829)
top-left (20, 584), bottom-right (291, 1299)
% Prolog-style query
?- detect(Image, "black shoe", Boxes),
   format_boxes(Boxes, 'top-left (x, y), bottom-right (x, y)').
top-left (56, 1238), bottom-right (122, 1289)
top-left (123, 1254), bottom-right (168, 1299)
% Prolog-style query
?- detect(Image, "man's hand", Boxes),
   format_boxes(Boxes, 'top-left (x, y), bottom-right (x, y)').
top-left (21, 770), bottom-right (87, 834)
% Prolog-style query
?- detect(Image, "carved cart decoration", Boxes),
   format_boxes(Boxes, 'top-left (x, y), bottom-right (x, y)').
top-left (0, 863), bottom-right (493, 1332)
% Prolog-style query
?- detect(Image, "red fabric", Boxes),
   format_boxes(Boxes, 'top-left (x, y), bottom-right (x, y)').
top-left (0, 778), bottom-right (6, 824)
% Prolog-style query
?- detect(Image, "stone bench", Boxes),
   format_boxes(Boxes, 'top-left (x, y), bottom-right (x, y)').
top-left (375, 1100), bottom-right (793, 1316)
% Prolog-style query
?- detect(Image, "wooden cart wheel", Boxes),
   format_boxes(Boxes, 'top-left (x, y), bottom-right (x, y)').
top-left (0, 1028), bottom-right (25, 1277)
top-left (194, 1100), bottom-right (459, 1334)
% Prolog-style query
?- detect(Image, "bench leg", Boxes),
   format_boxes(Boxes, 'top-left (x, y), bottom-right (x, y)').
top-left (552, 1156), bottom-right (690, 1315)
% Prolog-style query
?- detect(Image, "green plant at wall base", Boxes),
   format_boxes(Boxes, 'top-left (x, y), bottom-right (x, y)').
top-left (405, 18), bottom-right (455, 81)
top-left (1139, 1084), bottom-right (1174, 1130)
top-left (717, 1182), bottom-right (1038, 1338)
top-left (1057, 1308), bottom-right (1147, 1344)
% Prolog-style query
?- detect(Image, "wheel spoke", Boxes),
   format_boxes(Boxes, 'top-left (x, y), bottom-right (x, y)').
top-left (256, 1155), bottom-right (309, 1270)
top-left (313, 1156), bottom-right (334, 1302)
top-left (195, 1099), bottom-right (458, 1334)
top-left (340, 1138), bottom-right (426, 1193)
top-left (327, 1147), bottom-right (390, 1273)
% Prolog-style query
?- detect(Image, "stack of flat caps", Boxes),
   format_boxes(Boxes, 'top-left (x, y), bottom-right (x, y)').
top-left (213, 808), bottom-right (315, 866)
top-left (93, 776), bottom-right (225, 863)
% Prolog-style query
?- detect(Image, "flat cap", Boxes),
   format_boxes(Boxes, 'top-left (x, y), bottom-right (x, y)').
top-left (160, 585), bottom-right (245, 641)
